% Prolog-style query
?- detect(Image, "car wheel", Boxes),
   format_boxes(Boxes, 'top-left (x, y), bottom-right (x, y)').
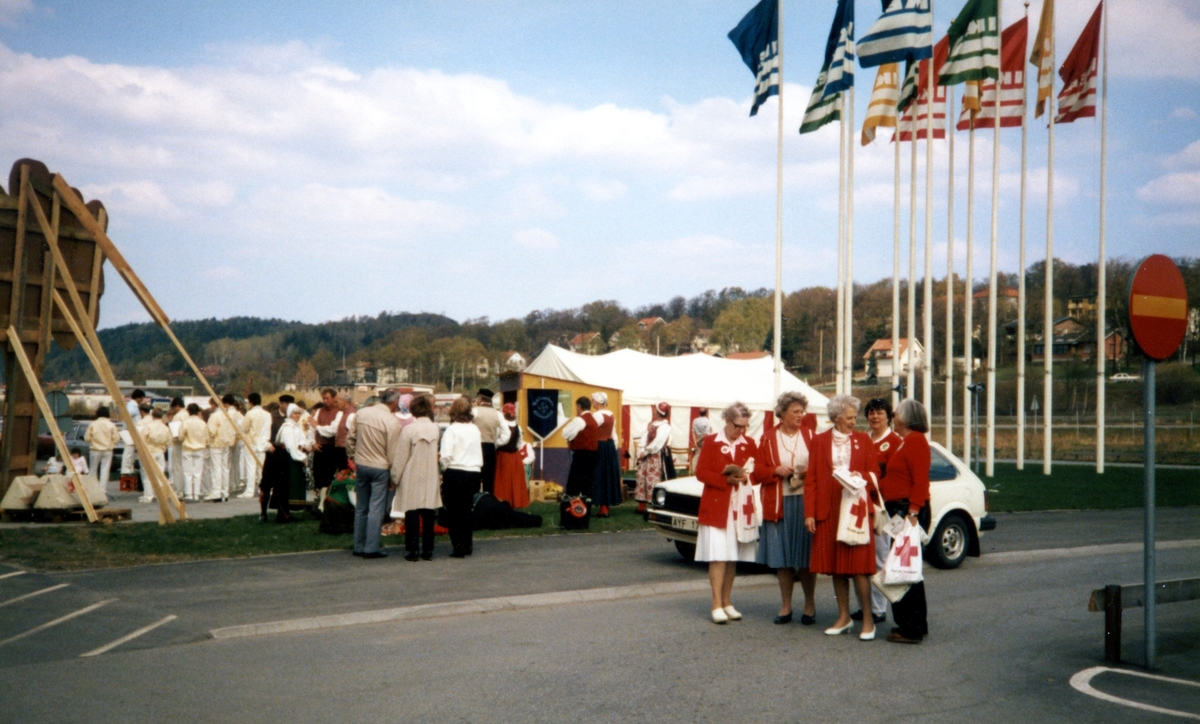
top-left (674, 541), bottom-right (696, 561)
top-left (927, 514), bottom-right (970, 569)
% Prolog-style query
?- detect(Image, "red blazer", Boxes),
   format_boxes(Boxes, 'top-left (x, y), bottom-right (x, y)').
top-left (803, 429), bottom-right (880, 523)
top-left (568, 414), bottom-right (599, 451)
top-left (879, 431), bottom-right (931, 512)
top-left (872, 430), bottom-right (903, 479)
top-left (756, 425), bottom-right (815, 522)
top-left (695, 431), bottom-right (760, 529)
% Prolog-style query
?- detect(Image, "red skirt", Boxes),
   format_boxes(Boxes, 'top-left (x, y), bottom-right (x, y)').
top-left (808, 503), bottom-right (876, 576)
top-left (493, 451), bottom-right (530, 509)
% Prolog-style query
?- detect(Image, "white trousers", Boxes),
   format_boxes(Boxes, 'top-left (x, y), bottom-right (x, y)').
top-left (120, 445), bottom-right (138, 475)
top-left (871, 530), bottom-right (891, 615)
top-left (169, 443), bottom-right (184, 494)
top-left (182, 450), bottom-right (206, 500)
top-left (208, 447), bottom-right (231, 499)
top-left (138, 452), bottom-right (167, 502)
top-left (239, 444), bottom-right (263, 497)
top-left (89, 450), bottom-right (113, 486)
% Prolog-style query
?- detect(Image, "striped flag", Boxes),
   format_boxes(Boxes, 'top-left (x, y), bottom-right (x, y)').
top-left (897, 36), bottom-right (949, 141)
top-left (800, 0), bottom-right (854, 134)
top-left (957, 17), bottom-right (1028, 131)
top-left (940, 0), bottom-right (999, 86)
top-left (858, 0), bottom-right (932, 68)
top-left (1029, 0), bottom-right (1055, 118)
top-left (1055, 2), bottom-right (1101, 124)
top-left (862, 63), bottom-right (901, 145)
top-left (727, 0), bottom-right (780, 117)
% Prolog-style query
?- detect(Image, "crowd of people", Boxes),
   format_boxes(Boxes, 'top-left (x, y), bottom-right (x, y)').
top-left (694, 392), bottom-right (932, 645)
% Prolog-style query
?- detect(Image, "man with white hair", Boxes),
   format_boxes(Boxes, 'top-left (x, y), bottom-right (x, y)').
top-left (346, 389), bottom-right (403, 558)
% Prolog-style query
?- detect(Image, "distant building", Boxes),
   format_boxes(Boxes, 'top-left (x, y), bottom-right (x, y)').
top-left (972, 287), bottom-right (1020, 309)
top-left (725, 350), bottom-right (770, 360)
top-left (1030, 317), bottom-right (1125, 363)
top-left (637, 317), bottom-right (665, 332)
top-left (862, 337), bottom-right (924, 378)
top-left (1067, 295), bottom-right (1097, 322)
top-left (690, 329), bottom-right (721, 356)
top-left (568, 332), bottom-right (604, 355)
top-left (500, 351), bottom-right (527, 371)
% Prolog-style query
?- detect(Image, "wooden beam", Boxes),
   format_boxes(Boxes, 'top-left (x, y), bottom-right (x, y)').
top-left (87, 239), bottom-right (102, 325)
top-left (50, 174), bottom-right (169, 327)
top-left (7, 164), bottom-right (28, 327)
top-left (26, 186), bottom-right (180, 523)
top-left (6, 326), bottom-right (97, 523)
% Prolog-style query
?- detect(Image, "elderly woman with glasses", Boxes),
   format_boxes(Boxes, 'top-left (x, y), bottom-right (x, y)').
top-left (879, 398), bottom-right (933, 644)
top-left (805, 394), bottom-right (881, 640)
top-left (694, 401), bottom-right (762, 624)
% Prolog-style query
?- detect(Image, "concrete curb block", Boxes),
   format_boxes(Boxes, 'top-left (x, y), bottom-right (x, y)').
top-left (978, 538), bottom-right (1200, 565)
top-left (209, 574), bottom-right (777, 640)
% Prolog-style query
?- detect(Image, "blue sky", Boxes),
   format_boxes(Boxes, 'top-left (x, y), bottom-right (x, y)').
top-left (0, 0), bottom-right (1196, 328)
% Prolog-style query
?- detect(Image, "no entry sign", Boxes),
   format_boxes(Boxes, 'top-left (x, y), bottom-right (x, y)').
top-left (1127, 255), bottom-right (1189, 361)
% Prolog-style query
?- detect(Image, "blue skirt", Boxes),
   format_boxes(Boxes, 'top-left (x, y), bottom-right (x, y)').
top-left (592, 440), bottom-right (623, 507)
top-left (756, 495), bottom-right (812, 570)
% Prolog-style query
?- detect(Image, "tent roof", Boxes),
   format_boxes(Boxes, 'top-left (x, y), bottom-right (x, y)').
top-left (525, 345), bottom-right (828, 415)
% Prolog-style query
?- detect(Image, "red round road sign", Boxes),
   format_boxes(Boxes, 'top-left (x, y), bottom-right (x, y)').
top-left (1127, 255), bottom-right (1189, 361)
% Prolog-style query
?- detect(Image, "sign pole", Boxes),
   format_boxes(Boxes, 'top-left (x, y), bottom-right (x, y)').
top-left (1143, 357), bottom-right (1155, 668)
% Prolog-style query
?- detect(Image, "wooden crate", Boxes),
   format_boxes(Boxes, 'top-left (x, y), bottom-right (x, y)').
top-left (0, 507), bottom-right (130, 523)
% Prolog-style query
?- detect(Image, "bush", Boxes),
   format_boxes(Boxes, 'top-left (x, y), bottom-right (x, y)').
top-left (1156, 363), bottom-right (1200, 406)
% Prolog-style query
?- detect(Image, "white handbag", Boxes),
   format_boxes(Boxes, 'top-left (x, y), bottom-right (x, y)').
top-left (835, 487), bottom-right (871, 546)
top-left (883, 519), bottom-right (924, 584)
top-left (871, 570), bottom-right (911, 602)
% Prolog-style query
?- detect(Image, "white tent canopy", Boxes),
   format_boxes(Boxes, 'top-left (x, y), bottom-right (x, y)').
top-left (526, 346), bottom-right (829, 452)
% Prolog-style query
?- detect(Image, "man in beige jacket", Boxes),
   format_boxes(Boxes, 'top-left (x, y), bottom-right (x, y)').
top-left (346, 389), bottom-right (402, 559)
top-left (84, 406), bottom-right (121, 485)
top-left (205, 397), bottom-right (238, 502)
top-left (180, 403), bottom-right (209, 501)
top-left (138, 408), bottom-right (173, 503)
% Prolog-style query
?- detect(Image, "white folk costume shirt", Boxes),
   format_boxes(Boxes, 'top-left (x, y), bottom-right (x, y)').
top-left (142, 419), bottom-right (172, 456)
top-left (639, 420), bottom-right (671, 457)
top-left (440, 421), bottom-right (483, 472)
top-left (776, 428), bottom-right (810, 496)
top-left (84, 417), bottom-right (120, 452)
top-left (242, 406), bottom-right (272, 453)
top-left (207, 410), bottom-right (237, 449)
top-left (315, 410), bottom-right (343, 440)
top-left (590, 409), bottom-right (615, 440)
top-left (561, 416), bottom-right (586, 442)
top-left (181, 416), bottom-right (209, 452)
top-left (170, 409), bottom-right (190, 442)
top-left (276, 420), bottom-right (309, 462)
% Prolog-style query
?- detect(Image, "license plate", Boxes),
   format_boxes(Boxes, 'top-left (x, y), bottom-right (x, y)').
top-left (675, 517), bottom-right (698, 532)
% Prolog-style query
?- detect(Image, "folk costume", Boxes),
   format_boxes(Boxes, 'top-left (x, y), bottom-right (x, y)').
top-left (206, 407), bottom-right (237, 501)
top-left (313, 404), bottom-right (348, 498)
top-left (694, 429), bottom-right (761, 563)
top-left (137, 416), bottom-right (172, 504)
top-left (261, 404), bottom-right (292, 522)
top-left (83, 416), bottom-right (119, 487)
top-left (493, 406), bottom-right (530, 509)
top-left (168, 406), bottom-right (189, 495)
top-left (635, 405), bottom-right (672, 503)
top-left (561, 411), bottom-right (598, 499)
top-left (472, 392), bottom-right (509, 495)
top-left (756, 422), bottom-right (816, 571)
top-left (240, 403), bottom-right (271, 499)
top-left (590, 394), bottom-right (622, 513)
top-left (179, 414), bottom-right (209, 502)
top-left (879, 431), bottom-right (932, 641)
top-left (804, 428), bottom-right (881, 576)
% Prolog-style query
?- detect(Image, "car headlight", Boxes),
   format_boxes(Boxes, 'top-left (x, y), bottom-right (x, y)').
top-left (652, 487), bottom-right (667, 507)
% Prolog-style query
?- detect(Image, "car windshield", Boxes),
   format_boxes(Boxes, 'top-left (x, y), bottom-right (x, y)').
top-left (930, 449), bottom-right (958, 482)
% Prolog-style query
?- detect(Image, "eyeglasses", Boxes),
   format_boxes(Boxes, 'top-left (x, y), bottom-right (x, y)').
top-left (730, 422), bottom-right (748, 430)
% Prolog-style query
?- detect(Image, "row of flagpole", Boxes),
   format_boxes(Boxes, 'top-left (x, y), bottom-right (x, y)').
top-left (729, 0), bottom-right (1110, 476)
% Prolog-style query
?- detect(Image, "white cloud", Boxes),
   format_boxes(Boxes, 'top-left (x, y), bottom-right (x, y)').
top-left (580, 179), bottom-right (627, 201)
top-left (0, 0), bottom-right (32, 27)
top-left (1170, 107), bottom-right (1198, 121)
top-left (512, 228), bottom-right (559, 250)
top-left (1137, 171), bottom-right (1200, 204)
top-left (79, 180), bottom-right (182, 219)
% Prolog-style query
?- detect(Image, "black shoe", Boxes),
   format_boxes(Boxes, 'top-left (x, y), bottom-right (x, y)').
top-left (405, 553), bottom-right (420, 562)
top-left (872, 612), bottom-right (887, 624)
top-left (799, 614), bottom-right (817, 626)
top-left (420, 553), bottom-right (433, 561)
top-left (850, 609), bottom-right (864, 621)
top-left (449, 551), bottom-right (467, 559)
top-left (352, 551), bottom-right (364, 557)
top-left (465, 548), bottom-right (473, 556)
top-left (773, 613), bottom-right (792, 625)
top-left (362, 551), bottom-right (388, 559)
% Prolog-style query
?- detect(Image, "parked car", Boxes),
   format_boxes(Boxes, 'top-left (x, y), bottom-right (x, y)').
top-left (647, 440), bottom-right (996, 569)
top-left (36, 420), bottom-right (127, 476)
top-left (1109, 372), bottom-right (1139, 383)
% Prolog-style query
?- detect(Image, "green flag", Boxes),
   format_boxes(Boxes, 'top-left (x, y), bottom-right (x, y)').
top-left (939, 0), bottom-right (999, 85)
top-left (800, 71), bottom-right (842, 134)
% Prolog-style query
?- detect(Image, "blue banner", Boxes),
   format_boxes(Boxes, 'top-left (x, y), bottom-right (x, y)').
top-left (526, 389), bottom-right (560, 439)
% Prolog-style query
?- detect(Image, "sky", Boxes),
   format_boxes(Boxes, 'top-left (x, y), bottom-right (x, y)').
top-left (0, 0), bottom-right (1196, 329)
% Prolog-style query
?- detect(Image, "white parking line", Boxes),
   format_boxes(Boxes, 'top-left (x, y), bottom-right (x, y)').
top-left (1070, 666), bottom-right (1200, 720)
top-left (0, 599), bottom-right (115, 647)
top-left (80, 615), bottom-right (178, 658)
top-left (0, 583), bottom-right (69, 608)
top-left (0, 571), bottom-right (27, 581)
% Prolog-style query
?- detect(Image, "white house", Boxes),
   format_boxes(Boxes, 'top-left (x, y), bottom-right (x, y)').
top-left (862, 337), bottom-right (924, 378)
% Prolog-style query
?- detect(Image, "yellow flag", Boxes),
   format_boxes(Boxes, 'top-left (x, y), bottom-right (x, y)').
top-left (962, 79), bottom-right (982, 115)
top-left (861, 63), bottom-right (900, 145)
top-left (1029, 0), bottom-right (1054, 118)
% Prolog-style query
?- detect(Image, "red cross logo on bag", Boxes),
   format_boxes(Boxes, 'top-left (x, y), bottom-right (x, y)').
top-left (849, 497), bottom-right (868, 529)
top-left (741, 495), bottom-right (756, 523)
top-left (895, 540), bottom-right (920, 567)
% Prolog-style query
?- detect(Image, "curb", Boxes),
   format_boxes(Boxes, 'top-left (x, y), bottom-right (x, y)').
top-left (979, 538), bottom-right (1200, 565)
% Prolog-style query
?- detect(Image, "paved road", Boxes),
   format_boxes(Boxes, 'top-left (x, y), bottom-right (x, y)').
top-left (0, 509), bottom-right (1197, 722)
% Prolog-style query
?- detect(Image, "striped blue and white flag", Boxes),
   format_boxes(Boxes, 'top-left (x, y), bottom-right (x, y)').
top-left (801, 0), bottom-right (854, 134)
top-left (858, 0), bottom-right (933, 68)
top-left (728, 0), bottom-right (780, 117)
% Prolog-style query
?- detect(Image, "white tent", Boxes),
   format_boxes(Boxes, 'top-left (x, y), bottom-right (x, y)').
top-left (525, 345), bottom-right (829, 457)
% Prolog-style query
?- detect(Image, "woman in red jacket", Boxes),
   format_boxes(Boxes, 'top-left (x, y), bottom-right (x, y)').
top-left (858, 397), bottom-right (903, 625)
top-left (879, 398), bottom-right (932, 644)
top-left (804, 395), bottom-right (881, 640)
top-left (756, 391), bottom-right (817, 625)
top-left (694, 402), bottom-right (760, 624)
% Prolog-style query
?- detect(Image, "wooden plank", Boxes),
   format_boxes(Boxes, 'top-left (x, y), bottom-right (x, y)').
top-left (6, 326), bottom-right (97, 522)
top-left (7, 164), bottom-right (27, 326)
top-left (1089, 578), bottom-right (1200, 611)
top-left (0, 508), bottom-right (130, 524)
top-left (27, 188), bottom-right (180, 524)
top-left (51, 174), bottom-right (169, 327)
top-left (0, 165), bottom-right (30, 496)
top-left (87, 235), bottom-right (103, 325)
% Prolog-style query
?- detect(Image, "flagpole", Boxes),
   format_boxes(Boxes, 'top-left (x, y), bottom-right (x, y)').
top-left (923, 26), bottom-right (935, 417)
top-left (986, 0), bottom-right (1002, 478)
top-left (908, 111), bottom-right (918, 400)
top-left (1044, 18), bottom-right (1055, 477)
top-left (893, 131), bottom-right (902, 409)
top-left (945, 84), bottom-right (955, 451)
top-left (1096, 0), bottom-right (1108, 473)
top-left (963, 123), bottom-right (975, 466)
top-left (846, 84), bottom-right (856, 393)
top-left (1017, 1), bottom-right (1030, 471)
top-left (837, 94), bottom-right (846, 395)
top-left (773, 0), bottom-right (785, 399)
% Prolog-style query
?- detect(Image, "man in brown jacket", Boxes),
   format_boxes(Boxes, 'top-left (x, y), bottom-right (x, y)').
top-left (346, 389), bottom-right (402, 558)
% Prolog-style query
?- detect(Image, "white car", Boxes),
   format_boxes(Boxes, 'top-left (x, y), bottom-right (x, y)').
top-left (1109, 372), bottom-right (1139, 383)
top-left (646, 441), bottom-right (996, 569)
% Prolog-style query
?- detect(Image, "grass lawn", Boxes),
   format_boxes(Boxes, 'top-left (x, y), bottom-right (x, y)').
top-left (0, 499), bottom-right (652, 572)
top-left (983, 463), bottom-right (1200, 512)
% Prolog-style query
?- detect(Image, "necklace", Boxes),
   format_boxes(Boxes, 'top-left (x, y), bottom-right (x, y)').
top-left (778, 427), bottom-right (802, 467)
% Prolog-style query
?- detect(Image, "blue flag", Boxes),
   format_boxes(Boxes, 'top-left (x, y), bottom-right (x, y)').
top-left (821, 0), bottom-right (855, 98)
top-left (728, 0), bottom-right (780, 117)
top-left (858, 0), bottom-right (933, 68)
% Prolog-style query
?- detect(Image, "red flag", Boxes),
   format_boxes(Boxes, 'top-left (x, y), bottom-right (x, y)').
top-left (957, 17), bottom-right (1028, 131)
top-left (897, 36), bottom-right (949, 142)
top-left (1055, 2), bottom-right (1101, 124)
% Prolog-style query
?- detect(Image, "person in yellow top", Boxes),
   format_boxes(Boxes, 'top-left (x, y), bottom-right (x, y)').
top-left (166, 398), bottom-right (188, 495)
top-left (84, 406), bottom-right (120, 484)
top-left (137, 408), bottom-right (173, 504)
top-left (217, 394), bottom-right (246, 498)
top-left (206, 396), bottom-right (238, 502)
top-left (180, 403), bottom-right (209, 501)
top-left (240, 393), bottom-right (271, 499)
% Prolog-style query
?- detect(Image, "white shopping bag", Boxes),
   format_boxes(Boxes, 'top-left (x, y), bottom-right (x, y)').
top-left (835, 487), bottom-right (871, 546)
top-left (883, 519), bottom-right (924, 584)
top-left (734, 483), bottom-right (762, 544)
top-left (871, 570), bottom-right (911, 602)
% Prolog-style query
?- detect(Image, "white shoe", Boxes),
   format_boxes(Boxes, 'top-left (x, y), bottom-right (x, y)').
top-left (723, 606), bottom-right (742, 621)
top-left (859, 628), bottom-right (876, 641)
top-left (711, 608), bottom-right (729, 624)
top-left (825, 622), bottom-right (853, 636)
top-left (138, 497), bottom-right (155, 504)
